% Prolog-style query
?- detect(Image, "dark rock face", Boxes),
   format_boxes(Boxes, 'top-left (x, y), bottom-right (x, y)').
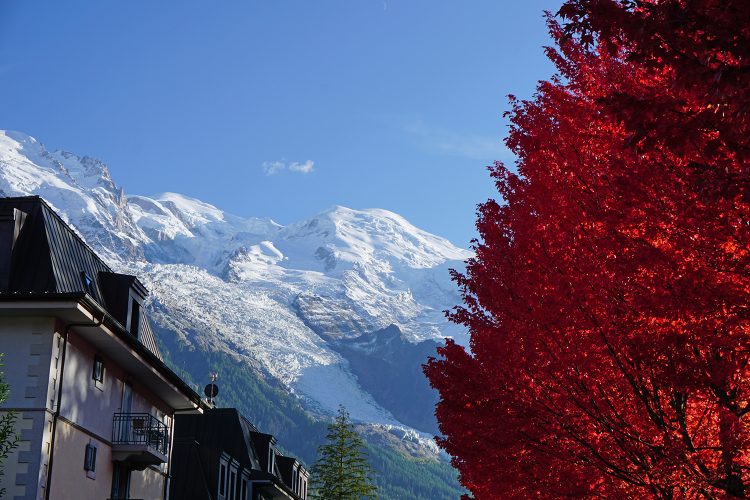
top-left (332, 324), bottom-right (441, 435)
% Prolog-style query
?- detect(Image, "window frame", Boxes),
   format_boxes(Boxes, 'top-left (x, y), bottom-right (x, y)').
top-left (92, 354), bottom-right (104, 384)
top-left (218, 453), bottom-right (230, 500)
top-left (240, 471), bottom-right (250, 500)
top-left (80, 271), bottom-right (96, 296)
top-left (84, 442), bottom-right (97, 479)
top-left (128, 298), bottom-right (141, 338)
top-left (229, 467), bottom-right (237, 500)
top-left (267, 446), bottom-right (275, 474)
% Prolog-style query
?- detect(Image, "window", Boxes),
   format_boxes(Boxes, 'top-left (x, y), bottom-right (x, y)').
top-left (155, 411), bottom-right (169, 473)
top-left (218, 455), bottom-right (230, 500)
top-left (84, 442), bottom-right (97, 479)
top-left (80, 271), bottom-right (96, 296)
top-left (111, 462), bottom-right (130, 499)
top-left (128, 299), bottom-right (140, 338)
top-left (229, 469), bottom-right (236, 500)
top-left (219, 463), bottom-right (226, 496)
top-left (84, 443), bottom-right (96, 471)
top-left (92, 355), bottom-right (104, 383)
top-left (240, 473), bottom-right (250, 500)
top-left (268, 446), bottom-right (275, 473)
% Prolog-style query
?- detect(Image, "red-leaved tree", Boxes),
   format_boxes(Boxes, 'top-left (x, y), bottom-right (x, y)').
top-left (424, 1), bottom-right (750, 498)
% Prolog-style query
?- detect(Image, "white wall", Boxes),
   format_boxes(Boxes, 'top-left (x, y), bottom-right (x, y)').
top-left (0, 316), bottom-right (57, 500)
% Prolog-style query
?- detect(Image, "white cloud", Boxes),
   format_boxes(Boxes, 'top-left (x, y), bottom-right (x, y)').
top-left (288, 160), bottom-right (315, 174)
top-left (262, 160), bottom-right (286, 176)
top-left (262, 159), bottom-right (315, 176)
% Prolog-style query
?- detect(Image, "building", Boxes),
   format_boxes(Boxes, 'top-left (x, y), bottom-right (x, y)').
top-left (0, 196), bottom-right (205, 499)
top-left (170, 408), bottom-right (309, 500)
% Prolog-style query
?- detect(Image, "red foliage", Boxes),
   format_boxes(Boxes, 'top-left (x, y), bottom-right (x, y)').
top-left (424, 1), bottom-right (750, 498)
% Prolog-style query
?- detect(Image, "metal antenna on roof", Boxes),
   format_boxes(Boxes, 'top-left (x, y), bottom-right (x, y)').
top-left (204, 371), bottom-right (219, 407)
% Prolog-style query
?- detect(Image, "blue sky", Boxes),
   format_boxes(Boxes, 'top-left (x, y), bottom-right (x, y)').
top-left (0, 1), bottom-right (558, 246)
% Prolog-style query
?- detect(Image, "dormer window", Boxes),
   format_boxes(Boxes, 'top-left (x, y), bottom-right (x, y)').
top-left (128, 299), bottom-right (140, 338)
top-left (268, 446), bottom-right (275, 474)
top-left (218, 455), bottom-right (228, 500)
top-left (81, 271), bottom-right (96, 296)
top-left (240, 470), bottom-right (250, 500)
top-left (229, 467), bottom-right (236, 500)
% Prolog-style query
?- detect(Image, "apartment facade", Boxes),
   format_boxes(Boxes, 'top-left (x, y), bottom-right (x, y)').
top-left (0, 197), bottom-right (205, 499)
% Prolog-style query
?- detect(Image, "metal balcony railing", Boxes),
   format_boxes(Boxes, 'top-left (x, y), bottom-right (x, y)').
top-left (112, 413), bottom-right (169, 455)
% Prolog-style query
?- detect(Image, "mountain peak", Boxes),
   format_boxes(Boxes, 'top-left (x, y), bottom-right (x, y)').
top-left (1, 129), bottom-right (38, 144)
top-left (0, 130), bottom-right (46, 161)
top-left (282, 204), bottom-right (471, 269)
top-left (319, 204), bottom-right (402, 219)
top-left (151, 192), bottom-right (227, 223)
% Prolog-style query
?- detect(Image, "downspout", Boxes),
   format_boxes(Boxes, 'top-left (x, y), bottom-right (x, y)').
top-left (44, 312), bottom-right (104, 500)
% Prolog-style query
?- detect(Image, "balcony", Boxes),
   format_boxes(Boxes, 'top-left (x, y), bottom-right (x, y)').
top-left (111, 413), bottom-right (169, 468)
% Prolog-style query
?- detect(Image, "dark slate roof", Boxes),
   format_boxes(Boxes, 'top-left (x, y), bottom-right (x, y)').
top-left (171, 409), bottom-right (261, 499)
top-left (174, 408), bottom-right (262, 472)
top-left (276, 455), bottom-right (299, 488)
top-left (136, 311), bottom-right (161, 358)
top-left (0, 196), bottom-right (162, 360)
top-left (171, 409), bottom-right (306, 500)
top-left (250, 430), bottom-right (278, 473)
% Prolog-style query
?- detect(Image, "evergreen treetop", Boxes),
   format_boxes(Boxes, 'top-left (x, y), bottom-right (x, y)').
top-left (311, 406), bottom-right (377, 500)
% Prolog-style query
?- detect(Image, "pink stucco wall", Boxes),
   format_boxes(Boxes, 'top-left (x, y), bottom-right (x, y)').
top-left (49, 419), bottom-right (166, 500)
top-left (60, 330), bottom-right (171, 434)
top-left (48, 420), bottom-right (115, 500)
top-left (48, 329), bottom-right (171, 499)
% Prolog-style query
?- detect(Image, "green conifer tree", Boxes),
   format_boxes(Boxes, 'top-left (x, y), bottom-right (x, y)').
top-left (310, 406), bottom-right (377, 499)
top-left (0, 355), bottom-right (19, 497)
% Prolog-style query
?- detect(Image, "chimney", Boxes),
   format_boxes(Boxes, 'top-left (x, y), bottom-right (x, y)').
top-left (0, 208), bottom-right (27, 291)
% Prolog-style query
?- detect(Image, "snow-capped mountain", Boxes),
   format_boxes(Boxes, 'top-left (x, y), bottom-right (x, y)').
top-left (0, 130), bottom-right (471, 448)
